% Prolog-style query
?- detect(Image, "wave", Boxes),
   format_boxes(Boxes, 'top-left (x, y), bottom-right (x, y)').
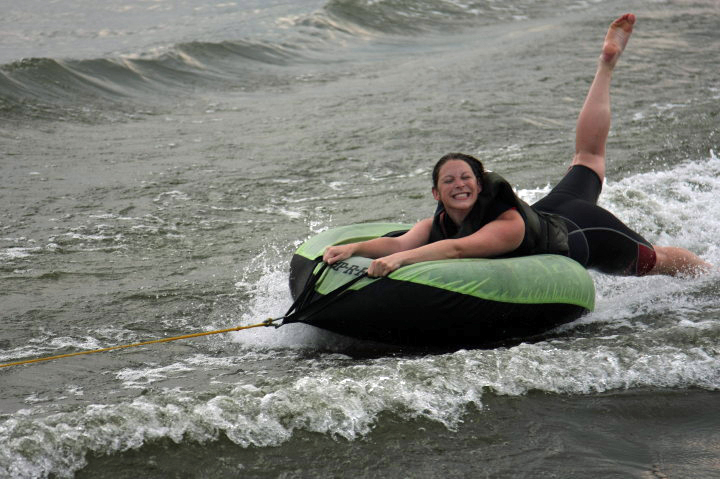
top-left (320, 0), bottom-right (545, 33)
top-left (0, 0), bottom-right (590, 122)
top-left (3, 339), bottom-right (719, 478)
top-left (0, 38), bottom-right (306, 122)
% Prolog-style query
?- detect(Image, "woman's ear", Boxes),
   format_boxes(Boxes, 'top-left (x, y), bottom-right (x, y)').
top-left (432, 187), bottom-right (440, 201)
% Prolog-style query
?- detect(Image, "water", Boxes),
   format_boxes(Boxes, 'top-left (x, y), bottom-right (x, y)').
top-left (1, 0), bottom-right (720, 477)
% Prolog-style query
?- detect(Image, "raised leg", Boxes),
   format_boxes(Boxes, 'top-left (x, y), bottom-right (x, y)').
top-left (572, 13), bottom-right (636, 183)
top-left (562, 15), bottom-right (712, 277)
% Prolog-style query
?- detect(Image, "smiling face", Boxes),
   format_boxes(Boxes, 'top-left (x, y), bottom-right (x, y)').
top-left (432, 159), bottom-right (482, 221)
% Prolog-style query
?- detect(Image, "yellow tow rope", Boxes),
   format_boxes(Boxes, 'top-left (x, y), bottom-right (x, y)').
top-left (0, 318), bottom-right (281, 369)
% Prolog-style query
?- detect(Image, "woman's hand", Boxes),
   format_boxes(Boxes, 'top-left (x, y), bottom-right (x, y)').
top-left (323, 244), bottom-right (403, 275)
top-left (323, 244), bottom-right (356, 264)
top-left (322, 219), bottom-right (433, 270)
top-left (367, 252), bottom-right (406, 277)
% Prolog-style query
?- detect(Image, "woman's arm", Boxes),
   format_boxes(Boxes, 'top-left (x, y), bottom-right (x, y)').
top-left (367, 208), bottom-right (525, 277)
top-left (322, 218), bottom-right (434, 265)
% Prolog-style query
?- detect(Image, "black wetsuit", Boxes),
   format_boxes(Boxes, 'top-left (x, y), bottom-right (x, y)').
top-left (532, 165), bottom-right (656, 275)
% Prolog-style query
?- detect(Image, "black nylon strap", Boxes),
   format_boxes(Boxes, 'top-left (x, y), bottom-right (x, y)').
top-left (282, 262), bottom-right (369, 325)
top-left (283, 260), bottom-right (328, 320)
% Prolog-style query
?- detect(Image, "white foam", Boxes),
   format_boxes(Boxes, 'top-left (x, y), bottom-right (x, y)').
top-left (602, 151), bottom-right (720, 259)
top-left (231, 262), bottom-right (350, 350)
top-left (115, 363), bottom-right (195, 388)
top-left (153, 190), bottom-right (190, 204)
top-left (0, 247), bottom-right (40, 260)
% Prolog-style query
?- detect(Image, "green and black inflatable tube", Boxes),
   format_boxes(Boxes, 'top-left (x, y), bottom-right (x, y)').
top-left (288, 223), bottom-right (595, 349)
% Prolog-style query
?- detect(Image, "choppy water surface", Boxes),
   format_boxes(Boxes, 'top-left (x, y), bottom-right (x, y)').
top-left (1, 0), bottom-right (720, 477)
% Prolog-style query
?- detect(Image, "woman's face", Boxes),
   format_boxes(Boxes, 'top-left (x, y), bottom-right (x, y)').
top-left (432, 159), bottom-right (481, 214)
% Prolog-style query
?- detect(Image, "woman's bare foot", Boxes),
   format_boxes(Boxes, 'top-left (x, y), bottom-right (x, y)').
top-left (601, 13), bottom-right (636, 68)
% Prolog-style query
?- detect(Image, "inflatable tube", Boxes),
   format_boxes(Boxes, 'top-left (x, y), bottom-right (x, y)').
top-left (288, 223), bottom-right (595, 349)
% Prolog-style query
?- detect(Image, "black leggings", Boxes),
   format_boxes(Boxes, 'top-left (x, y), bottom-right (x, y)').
top-left (532, 165), bottom-right (656, 276)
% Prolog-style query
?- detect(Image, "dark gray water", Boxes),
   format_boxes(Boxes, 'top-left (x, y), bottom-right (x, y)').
top-left (1, 0), bottom-right (720, 477)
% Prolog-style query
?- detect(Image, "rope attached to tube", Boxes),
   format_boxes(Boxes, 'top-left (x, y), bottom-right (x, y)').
top-left (1, 259), bottom-right (363, 369)
top-left (0, 318), bottom-right (281, 369)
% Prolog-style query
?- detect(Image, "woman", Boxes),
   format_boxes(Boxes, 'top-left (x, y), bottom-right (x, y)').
top-left (323, 14), bottom-right (711, 278)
